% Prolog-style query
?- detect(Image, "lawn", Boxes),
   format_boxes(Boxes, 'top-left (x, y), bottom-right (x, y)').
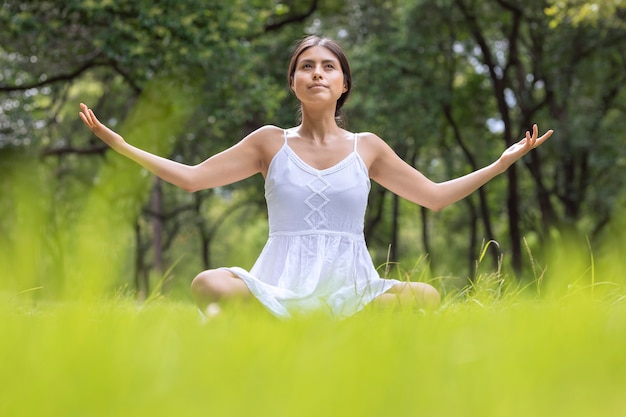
top-left (1, 285), bottom-right (625, 417)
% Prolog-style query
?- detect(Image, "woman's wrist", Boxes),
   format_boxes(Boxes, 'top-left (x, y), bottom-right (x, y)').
top-left (493, 157), bottom-right (511, 175)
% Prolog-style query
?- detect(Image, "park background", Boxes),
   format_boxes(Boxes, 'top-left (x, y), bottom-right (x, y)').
top-left (1, 1), bottom-right (626, 416)
top-left (1, 0), bottom-right (625, 299)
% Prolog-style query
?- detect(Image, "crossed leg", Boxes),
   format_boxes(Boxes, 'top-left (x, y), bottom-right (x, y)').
top-left (190, 269), bottom-right (251, 313)
top-left (372, 281), bottom-right (441, 311)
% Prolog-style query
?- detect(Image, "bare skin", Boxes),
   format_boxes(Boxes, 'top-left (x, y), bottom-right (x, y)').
top-left (79, 44), bottom-right (553, 316)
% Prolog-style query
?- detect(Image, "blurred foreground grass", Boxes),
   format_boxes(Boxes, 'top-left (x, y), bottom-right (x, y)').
top-left (1, 292), bottom-right (625, 417)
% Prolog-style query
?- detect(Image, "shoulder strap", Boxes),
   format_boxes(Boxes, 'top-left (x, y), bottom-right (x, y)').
top-left (284, 129), bottom-right (288, 144)
top-left (353, 132), bottom-right (359, 152)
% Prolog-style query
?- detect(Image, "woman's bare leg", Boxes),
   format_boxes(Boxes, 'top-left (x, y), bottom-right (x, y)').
top-left (190, 269), bottom-right (252, 313)
top-left (372, 282), bottom-right (441, 311)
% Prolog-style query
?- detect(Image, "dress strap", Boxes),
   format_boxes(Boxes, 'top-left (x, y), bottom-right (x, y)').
top-left (353, 132), bottom-right (359, 152)
top-left (283, 129), bottom-right (289, 144)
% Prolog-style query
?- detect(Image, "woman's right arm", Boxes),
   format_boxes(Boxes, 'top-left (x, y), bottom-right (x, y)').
top-left (79, 103), bottom-right (271, 192)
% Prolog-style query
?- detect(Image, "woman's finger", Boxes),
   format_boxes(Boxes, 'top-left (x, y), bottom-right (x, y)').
top-left (87, 108), bottom-right (98, 125)
top-left (534, 130), bottom-right (554, 147)
top-left (79, 103), bottom-right (100, 130)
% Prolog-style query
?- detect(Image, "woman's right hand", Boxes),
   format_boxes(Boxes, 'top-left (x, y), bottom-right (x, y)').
top-left (79, 103), bottom-right (125, 150)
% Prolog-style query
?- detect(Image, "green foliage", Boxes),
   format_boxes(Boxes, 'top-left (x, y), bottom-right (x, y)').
top-left (0, 150), bottom-right (53, 294)
top-left (64, 76), bottom-right (200, 299)
top-left (0, 75), bottom-right (199, 300)
top-left (1, 0), bottom-right (625, 296)
top-left (545, 0), bottom-right (626, 28)
top-left (0, 0), bottom-right (271, 82)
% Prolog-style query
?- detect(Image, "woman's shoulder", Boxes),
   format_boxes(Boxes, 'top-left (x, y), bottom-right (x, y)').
top-left (257, 124), bottom-right (285, 133)
top-left (355, 130), bottom-right (382, 141)
top-left (242, 125), bottom-right (287, 163)
top-left (353, 131), bottom-right (396, 169)
top-left (242, 125), bottom-right (285, 146)
top-left (247, 124), bottom-right (284, 139)
top-left (354, 131), bottom-right (389, 151)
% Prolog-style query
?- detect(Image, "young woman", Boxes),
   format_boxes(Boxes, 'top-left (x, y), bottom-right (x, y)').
top-left (79, 36), bottom-right (552, 318)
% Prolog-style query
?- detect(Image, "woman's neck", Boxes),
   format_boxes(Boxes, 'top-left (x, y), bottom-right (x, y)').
top-left (297, 106), bottom-right (343, 143)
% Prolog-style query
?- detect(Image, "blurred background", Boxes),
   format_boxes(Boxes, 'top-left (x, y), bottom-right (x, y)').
top-left (1, 0), bottom-right (624, 301)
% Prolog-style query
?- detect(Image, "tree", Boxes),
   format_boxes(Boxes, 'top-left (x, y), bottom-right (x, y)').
top-left (392, 0), bottom-right (624, 275)
top-left (0, 0), bottom-right (338, 297)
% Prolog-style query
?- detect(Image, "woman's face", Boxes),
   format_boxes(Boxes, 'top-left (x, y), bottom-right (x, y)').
top-left (291, 46), bottom-right (347, 108)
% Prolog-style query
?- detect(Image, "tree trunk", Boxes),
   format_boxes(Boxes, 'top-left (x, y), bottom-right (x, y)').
top-left (364, 186), bottom-right (388, 242)
top-left (506, 166), bottom-right (523, 273)
top-left (193, 193), bottom-right (211, 270)
top-left (420, 206), bottom-right (431, 269)
top-left (134, 222), bottom-right (149, 301)
top-left (390, 193), bottom-right (400, 262)
top-left (151, 177), bottom-right (164, 276)
top-left (465, 198), bottom-right (479, 281)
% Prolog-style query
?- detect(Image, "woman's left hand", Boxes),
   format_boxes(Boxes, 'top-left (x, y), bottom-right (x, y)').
top-left (499, 124), bottom-right (553, 168)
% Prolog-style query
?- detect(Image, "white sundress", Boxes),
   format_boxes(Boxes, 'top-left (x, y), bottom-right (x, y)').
top-left (224, 130), bottom-right (401, 318)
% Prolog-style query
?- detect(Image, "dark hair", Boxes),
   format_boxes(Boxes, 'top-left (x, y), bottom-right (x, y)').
top-left (287, 36), bottom-right (352, 125)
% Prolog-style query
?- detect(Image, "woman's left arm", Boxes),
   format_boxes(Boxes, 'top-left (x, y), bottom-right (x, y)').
top-left (368, 124), bottom-right (553, 211)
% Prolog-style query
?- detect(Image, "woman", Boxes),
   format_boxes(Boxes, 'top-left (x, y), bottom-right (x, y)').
top-left (79, 36), bottom-right (552, 318)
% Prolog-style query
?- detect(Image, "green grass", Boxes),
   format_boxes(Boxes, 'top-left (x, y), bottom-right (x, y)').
top-left (2, 288), bottom-right (626, 417)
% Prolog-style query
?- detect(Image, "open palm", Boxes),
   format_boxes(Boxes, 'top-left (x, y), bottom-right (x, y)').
top-left (78, 103), bottom-right (125, 150)
top-left (500, 124), bottom-right (553, 167)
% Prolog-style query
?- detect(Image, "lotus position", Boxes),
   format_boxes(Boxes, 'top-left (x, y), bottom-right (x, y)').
top-left (79, 36), bottom-right (552, 318)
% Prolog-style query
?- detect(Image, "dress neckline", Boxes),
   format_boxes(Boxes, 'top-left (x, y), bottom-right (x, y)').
top-left (283, 143), bottom-right (357, 175)
top-left (281, 129), bottom-right (360, 175)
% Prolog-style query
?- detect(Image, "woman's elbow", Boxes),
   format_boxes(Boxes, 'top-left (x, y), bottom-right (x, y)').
top-left (181, 184), bottom-right (199, 193)
top-left (169, 176), bottom-right (200, 193)
top-left (409, 198), bottom-right (444, 212)
top-left (179, 167), bottom-right (206, 193)
top-left (426, 203), bottom-right (445, 212)
top-left (416, 193), bottom-right (446, 212)
top-left (412, 184), bottom-right (447, 211)
top-left (181, 178), bottom-right (206, 193)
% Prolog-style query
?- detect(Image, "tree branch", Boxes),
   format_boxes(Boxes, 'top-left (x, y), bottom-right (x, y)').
top-left (264, 0), bottom-right (319, 32)
top-left (494, 0), bottom-right (522, 14)
top-left (41, 144), bottom-right (109, 156)
top-left (0, 59), bottom-right (108, 92)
